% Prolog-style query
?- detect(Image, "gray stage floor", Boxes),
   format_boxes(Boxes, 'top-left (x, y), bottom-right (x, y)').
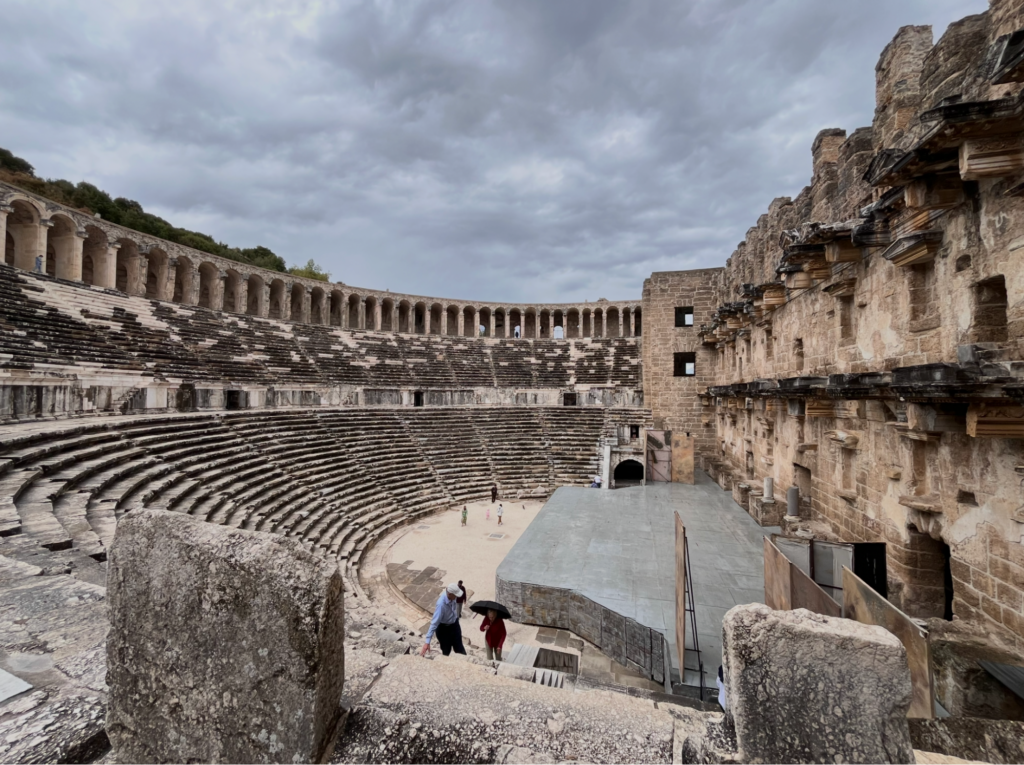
top-left (497, 471), bottom-right (780, 685)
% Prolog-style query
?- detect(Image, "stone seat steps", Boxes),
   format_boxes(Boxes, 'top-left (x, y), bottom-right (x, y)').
top-left (403, 409), bottom-right (496, 501)
top-left (472, 408), bottom-right (553, 491)
top-left (0, 468), bottom-right (40, 537)
top-left (181, 451), bottom-right (296, 523)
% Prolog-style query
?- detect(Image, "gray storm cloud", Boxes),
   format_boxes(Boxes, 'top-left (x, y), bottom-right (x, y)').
top-left (0, 0), bottom-right (985, 302)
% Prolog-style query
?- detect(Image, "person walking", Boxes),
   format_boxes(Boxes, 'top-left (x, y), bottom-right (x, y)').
top-left (480, 609), bottom-right (507, 661)
top-left (420, 582), bottom-right (466, 657)
top-left (496, 503), bottom-right (504, 526)
top-left (461, 505), bottom-right (468, 526)
top-left (456, 579), bottom-right (467, 618)
top-left (491, 484), bottom-right (498, 503)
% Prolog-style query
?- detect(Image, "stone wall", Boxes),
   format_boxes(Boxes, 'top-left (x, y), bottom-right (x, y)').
top-left (640, 268), bottom-right (722, 454)
top-left (644, 2), bottom-right (1024, 651)
top-left (495, 577), bottom-right (668, 685)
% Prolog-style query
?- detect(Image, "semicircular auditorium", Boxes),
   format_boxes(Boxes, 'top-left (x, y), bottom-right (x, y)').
top-left (2, 3), bottom-right (1024, 761)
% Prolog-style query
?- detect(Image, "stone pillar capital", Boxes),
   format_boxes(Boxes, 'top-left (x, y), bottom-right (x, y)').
top-left (39, 218), bottom-right (54, 229)
top-left (0, 204), bottom-right (14, 215)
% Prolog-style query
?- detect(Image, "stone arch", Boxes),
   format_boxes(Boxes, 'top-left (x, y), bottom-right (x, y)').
top-left (398, 300), bottom-right (412, 333)
top-left (479, 307), bottom-right (492, 337)
top-left (633, 307), bottom-right (642, 336)
top-left (509, 308), bottom-right (522, 338)
top-left (247, 274), bottom-right (265, 316)
top-left (540, 309), bottom-right (552, 339)
top-left (612, 457), bottom-right (645, 488)
top-left (310, 286), bottom-right (326, 325)
top-left (607, 307), bottom-right (620, 337)
top-left (553, 309), bottom-right (564, 337)
top-left (566, 308), bottom-right (580, 338)
top-left (414, 302), bottom-right (428, 334)
top-left (174, 255), bottom-right (195, 304)
top-left (289, 283), bottom-right (305, 322)
top-left (593, 308), bottom-right (604, 338)
top-left (429, 303), bottom-right (443, 335)
top-left (582, 308), bottom-right (592, 338)
top-left (45, 213), bottom-right (80, 280)
top-left (145, 247), bottom-right (170, 300)
top-left (494, 308), bottom-right (507, 338)
top-left (364, 295), bottom-right (377, 330)
top-left (380, 297), bottom-right (395, 331)
top-left (223, 269), bottom-right (244, 313)
top-left (269, 278), bottom-right (286, 319)
top-left (446, 305), bottom-right (459, 336)
top-left (330, 290), bottom-right (345, 326)
top-left (81, 225), bottom-right (108, 286)
top-left (348, 294), bottom-right (361, 328)
top-left (5, 198), bottom-right (43, 271)
top-left (522, 308), bottom-right (536, 339)
top-left (463, 306), bottom-right (476, 337)
top-left (116, 238), bottom-right (140, 293)
top-left (198, 262), bottom-right (220, 309)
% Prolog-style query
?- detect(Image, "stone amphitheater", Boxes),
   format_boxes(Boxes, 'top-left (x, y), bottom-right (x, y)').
top-left (4, 2), bottom-right (1024, 764)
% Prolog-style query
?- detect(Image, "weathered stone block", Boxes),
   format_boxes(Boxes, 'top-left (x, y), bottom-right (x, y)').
top-left (106, 509), bottom-right (345, 764)
top-left (722, 603), bottom-right (913, 764)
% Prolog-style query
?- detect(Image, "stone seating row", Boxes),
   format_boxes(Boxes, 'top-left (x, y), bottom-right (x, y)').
top-left (0, 264), bottom-right (640, 389)
top-left (0, 406), bottom-right (650, 587)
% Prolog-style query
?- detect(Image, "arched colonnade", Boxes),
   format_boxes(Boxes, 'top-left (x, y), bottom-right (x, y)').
top-left (1, 189), bottom-right (641, 337)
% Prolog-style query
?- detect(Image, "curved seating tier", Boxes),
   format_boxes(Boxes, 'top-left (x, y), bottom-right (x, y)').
top-left (0, 264), bottom-right (641, 392)
top-left (0, 406), bottom-right (651, 587)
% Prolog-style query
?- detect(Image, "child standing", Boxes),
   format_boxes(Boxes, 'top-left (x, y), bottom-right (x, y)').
top-left (496, 503), bottom-right (504, 526)
top-left (461, 506), bottom-right (468, 526)
top-left (480, 609), bottom-right (506, 661)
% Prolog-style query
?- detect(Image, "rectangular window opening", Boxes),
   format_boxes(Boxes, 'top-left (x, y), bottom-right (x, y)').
top-left (675, 307), bottom-right (694, 328)
top-left (674, 351), bottom-right (696, 377)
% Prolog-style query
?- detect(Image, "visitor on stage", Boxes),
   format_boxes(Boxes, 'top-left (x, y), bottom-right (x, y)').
top-left (491, 484), bottom-right (498, 503)
top-left (461, 505), bottom-right (468, 526)
top-left (480, 609), bottom-right (507, 662)
top-left (497, 504), bottom-right (504, 526)
top-left (420, 582), bottom-right (466, 657)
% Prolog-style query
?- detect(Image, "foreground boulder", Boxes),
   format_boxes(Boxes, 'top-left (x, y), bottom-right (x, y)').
top-left (106, 509), bottom-right (345, 764)
top-left (721, 604), bottom-right (913, 764)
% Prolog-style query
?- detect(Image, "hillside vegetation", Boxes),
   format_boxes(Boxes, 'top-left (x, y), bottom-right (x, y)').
top-left (0, 148), bottom-right (330, 280)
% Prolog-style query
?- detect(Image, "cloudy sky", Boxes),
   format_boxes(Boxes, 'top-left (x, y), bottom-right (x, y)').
top-left (0, 0), bottom-right (985, 303)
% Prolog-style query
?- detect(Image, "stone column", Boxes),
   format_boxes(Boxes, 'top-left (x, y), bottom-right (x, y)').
top-left (165, 258), bottom-right (178, 302)
top-left (457, 311), bottom-right (465, 337)
top-left (53, 229), bottom-right (86, 282)
top-left (374, 302), bottom-right (382, 331)
top-left (338, 292), bottom-right (347, 328)
top-left (281, 284), bottom-right (292, 321)
top-left (236, 278), bottom-right (248, 315)
top-left (618, 310), bottom-right (624, 338)
top-left (8, 215), bottom-right (45, 272)
top-left (261, 283), bottom-right (271, 318)
top-left (0, 205), bottom-right (11, 264)
top-left (301, 287), bottom-right (312, 323)
top-left (358, 298), bottom-right (366, 329)
top-left (473, 310), bottom-right (480, 337)
top-left (489, 310), bottom-right (496, 338)
top-left (129, 254), bottom-right (149, 296)
top-left (97, 243), bottom-right (120, 289)
top-left (441, 309), bottom-right (448, 336)
top-left (392, 304), bottom-right (400, 333)
top-left (601, 311), bottom-right (607, 338)
top-left (210, 270), bottom-right (226, 309)
top-left (628, 310), bottom-right (634, 337)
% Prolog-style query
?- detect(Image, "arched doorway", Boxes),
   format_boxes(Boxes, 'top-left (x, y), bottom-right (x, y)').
top-left (613, 459), bottom-right (645, 488)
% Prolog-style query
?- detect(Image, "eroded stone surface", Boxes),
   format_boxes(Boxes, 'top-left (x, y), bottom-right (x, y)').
top-left (333, 654), bottom-right (686, 764)
top-left (722, 604), bottom-right (913, 764)
top-left (106, 509), bottom-right (345, 764)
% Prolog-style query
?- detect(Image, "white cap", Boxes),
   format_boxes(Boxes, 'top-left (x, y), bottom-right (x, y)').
top-left (446, 582), bottom-right (464, 598)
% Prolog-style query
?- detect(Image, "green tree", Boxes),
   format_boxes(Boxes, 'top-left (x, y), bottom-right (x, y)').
top-left (0, 148), bottom-right (34, 175)
top-left (288, 259), bottom-right (331, 282)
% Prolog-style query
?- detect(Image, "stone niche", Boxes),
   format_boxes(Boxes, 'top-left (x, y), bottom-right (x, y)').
top-left (105, 509), bottom-right (345, 764)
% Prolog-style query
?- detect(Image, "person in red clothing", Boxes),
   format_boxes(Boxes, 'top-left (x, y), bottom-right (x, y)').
top-left (480, 609), bottom-right (506, 661)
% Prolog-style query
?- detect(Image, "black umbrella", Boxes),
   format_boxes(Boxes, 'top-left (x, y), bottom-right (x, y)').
top-left (469, 600), bottom-right (512, 621)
